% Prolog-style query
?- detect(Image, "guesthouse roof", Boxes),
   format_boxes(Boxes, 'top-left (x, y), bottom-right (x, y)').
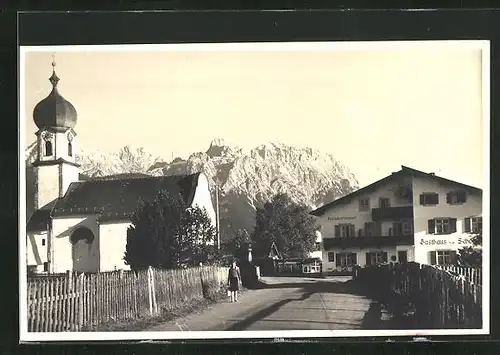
top-left (310, 165), bottom-right (482, 217)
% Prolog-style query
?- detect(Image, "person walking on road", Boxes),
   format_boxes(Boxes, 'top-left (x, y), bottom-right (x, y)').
top-left (227, 261), bottom-right (242, 302)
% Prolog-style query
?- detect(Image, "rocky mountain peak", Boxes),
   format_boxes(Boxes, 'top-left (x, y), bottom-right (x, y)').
top-left (205, 138), bottom-right (242, 159)
top-left (25, 139), bottom-right (359, 241)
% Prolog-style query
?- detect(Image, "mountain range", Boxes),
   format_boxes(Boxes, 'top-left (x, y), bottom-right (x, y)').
top-left (25, 139), bottom-right (359, 241)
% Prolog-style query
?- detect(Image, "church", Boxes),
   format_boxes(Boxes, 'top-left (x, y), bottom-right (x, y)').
top-left (26, 61), bottom-right (217, 275)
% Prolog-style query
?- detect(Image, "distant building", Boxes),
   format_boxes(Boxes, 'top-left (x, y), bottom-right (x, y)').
top-left (26, 61), bottom-right (217, 274)
top-left (309, 230), bottom-right (323, 260)
top-left (310, 166), bottom-right (482, 274)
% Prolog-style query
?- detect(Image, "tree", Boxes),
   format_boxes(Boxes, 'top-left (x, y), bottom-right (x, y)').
top-left (456, 232), bottom-right (482, 268)
top-left (184, 206), bottom-right (219, 265)
top-left (222, 229), bottom-right (251, 262)
top-left (124, 189), bottom-right (218, 270)
top-left (251, 193), bottom-right (317, 260)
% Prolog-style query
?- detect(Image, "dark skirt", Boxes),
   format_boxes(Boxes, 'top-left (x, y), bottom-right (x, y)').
top-left (228, 276), bottom-right (239, 291)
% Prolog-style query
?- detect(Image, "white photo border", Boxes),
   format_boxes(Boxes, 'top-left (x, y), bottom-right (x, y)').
top-left (18, 40), bottom-right (491, 342)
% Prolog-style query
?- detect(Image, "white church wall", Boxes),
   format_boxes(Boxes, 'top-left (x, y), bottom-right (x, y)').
top-left (59, 163), bottom-right (79, 197)
top-left (26, 231), bottom-right (48, 267)
top-left (191, 173), bottom-right (217, 244)
top-left (99, 221), bottom-right (131, 272)
top-left (51, 215), bottom-right (100, 273)
top-left (35, 165), bottom-right (59, 210)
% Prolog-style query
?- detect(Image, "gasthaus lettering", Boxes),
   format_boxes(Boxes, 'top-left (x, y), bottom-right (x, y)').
top-left (419, 238), bottom-right (474, 246)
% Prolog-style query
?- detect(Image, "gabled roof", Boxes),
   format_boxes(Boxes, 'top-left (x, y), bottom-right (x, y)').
top-left (268, 241), bottom-right (282, 259)
top-left (310, 165), bottom-right (482, 217)
top-left (47, 172), bottom-right (201, 222)
top-left (26, 199), bottom-right (57, 232)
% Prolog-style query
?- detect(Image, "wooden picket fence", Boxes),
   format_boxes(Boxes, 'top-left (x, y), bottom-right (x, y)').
top-left (354, 262), bottom-right (482, 329)
top-left (26, 265), bottom-right (228, 332)
top-left (434, 265), bottom-right (482, 285)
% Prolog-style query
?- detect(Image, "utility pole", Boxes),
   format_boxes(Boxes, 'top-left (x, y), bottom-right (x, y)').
top-left (215, 180), bottom-right (220, 250)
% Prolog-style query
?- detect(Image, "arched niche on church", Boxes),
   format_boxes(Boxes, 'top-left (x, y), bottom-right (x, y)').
top-left (70, 227), bottom-right (95, 245)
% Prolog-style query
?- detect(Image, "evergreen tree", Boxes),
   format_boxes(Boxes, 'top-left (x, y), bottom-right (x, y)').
top-left (251, 193), bottom-right (317, 260)
top-left (124, 189), bottom-right (218, 270)
top-left (222, 229), bottom-right (251, 262)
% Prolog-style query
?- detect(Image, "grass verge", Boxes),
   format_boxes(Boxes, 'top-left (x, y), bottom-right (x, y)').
top-left (84, 286), bottom-right (249, 332)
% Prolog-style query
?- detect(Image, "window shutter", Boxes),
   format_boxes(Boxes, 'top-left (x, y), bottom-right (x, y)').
top-left (464, 218), bottom-right (471, 233)
top-left (349, 224), bottom-right (355, 237)
top-left (335, 254), bottom-right (341, 267)
top-left (365, 252), bottom-right (371, 266)
top-left (459, 191), bottom-right (467, 203)
top-left (450, 250), bottom-right (458, 264)
top-left (420, 194), bottom-right (425, 205)
top-left (351, 253), bottom-right (357, 265)
top-left (382, 252), bottom-right (388, 263)
top-left (428, 251), bottom-right (437, 265)
top-left (450, 218), bottom-right (457, 233)
top-left (364, 222), bottom-right (369, 236)
top-left (334, 225), bottom-right (340, 237)
top-left (428, 219), bottom-right (435, 234)
top-left (446, 192), bottom-right (451, 204)
top-left (434, 193), bottom-right (439, 204)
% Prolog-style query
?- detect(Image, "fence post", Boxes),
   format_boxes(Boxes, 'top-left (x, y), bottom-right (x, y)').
top-left (152, 268), bottom-right (158, 315)
top-left (78, 273), bottom-right (84, 331)
top-left (147, 267), bottom-right (152, 316)
top-left (147, 266), bottom-right (154, 316)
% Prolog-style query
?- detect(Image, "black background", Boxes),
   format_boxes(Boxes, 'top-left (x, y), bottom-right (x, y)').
top-left (1, 4), bottom-right (500, 355)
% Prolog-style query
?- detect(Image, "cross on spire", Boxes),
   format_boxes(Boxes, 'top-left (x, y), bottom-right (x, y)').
top-left (49, 53), bottom-right (60, 88)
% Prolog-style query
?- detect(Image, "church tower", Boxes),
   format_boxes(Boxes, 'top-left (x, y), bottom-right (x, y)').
top-left (32, 58), bottom-right (80, 210)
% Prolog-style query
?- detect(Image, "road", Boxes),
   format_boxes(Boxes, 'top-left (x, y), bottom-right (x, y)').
top-left (147, 276), bottom-right (387, 331)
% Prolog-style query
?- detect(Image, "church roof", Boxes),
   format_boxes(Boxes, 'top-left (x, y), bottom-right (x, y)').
top-left (26, 199), bottom-right (57, 232)
top-left (27, 173), bottom-right (202, 231)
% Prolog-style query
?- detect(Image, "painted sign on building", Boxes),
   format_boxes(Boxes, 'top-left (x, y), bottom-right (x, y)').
top-left (418, 237), bottom-right (474, 247)
top-left (327, 216), bottom-right (356, 221)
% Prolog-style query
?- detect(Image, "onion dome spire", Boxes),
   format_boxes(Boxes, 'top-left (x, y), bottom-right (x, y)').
top-left (33, 56), bottom-right (78, 132)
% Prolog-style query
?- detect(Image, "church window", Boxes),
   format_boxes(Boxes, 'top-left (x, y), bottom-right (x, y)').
top-left (68, 142), bottom-right (73, 157)
top-left (44, 140), bottom-right (53, 156)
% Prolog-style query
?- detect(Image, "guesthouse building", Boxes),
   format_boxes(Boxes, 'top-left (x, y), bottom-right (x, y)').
top-left (310, 166), bottom-right (482, 273)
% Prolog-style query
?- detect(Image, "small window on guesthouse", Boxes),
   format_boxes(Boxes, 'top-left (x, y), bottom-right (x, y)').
top-left (420, 193), bottom-right (439, 206)
top-left (359, 198), bottom-right (370, 211)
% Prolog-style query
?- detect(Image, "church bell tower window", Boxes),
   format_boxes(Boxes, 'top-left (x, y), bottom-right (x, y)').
top-left (42, 132), bottom-right (54, 157)
top-left (45, 141), bottom-right (53, 156)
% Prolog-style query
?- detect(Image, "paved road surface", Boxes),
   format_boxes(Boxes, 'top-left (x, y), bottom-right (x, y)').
top-left (147, 276), bottom-right (383, 331)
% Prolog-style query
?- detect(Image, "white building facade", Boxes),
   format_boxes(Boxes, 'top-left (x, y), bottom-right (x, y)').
top-left (310, 166), bottom-right (482, 273)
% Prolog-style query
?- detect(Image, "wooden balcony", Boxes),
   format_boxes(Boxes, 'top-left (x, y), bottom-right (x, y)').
top-left (323, 235), bottom-right (414, 249)
top-left (371, 206), bottom-right (413, 222)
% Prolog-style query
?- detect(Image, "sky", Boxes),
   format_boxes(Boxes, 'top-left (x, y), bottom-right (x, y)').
top-left (22, 43), bottom-right (486, 189)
